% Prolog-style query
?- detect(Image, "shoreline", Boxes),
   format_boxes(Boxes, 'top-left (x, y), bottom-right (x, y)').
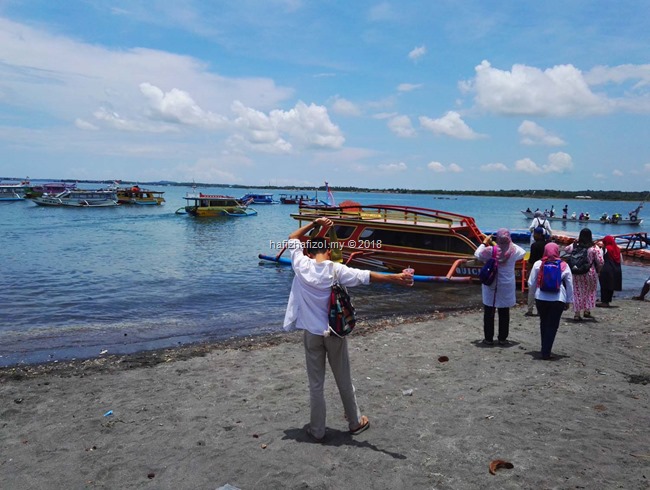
top-left (1, 301), bottom-right (648, 489)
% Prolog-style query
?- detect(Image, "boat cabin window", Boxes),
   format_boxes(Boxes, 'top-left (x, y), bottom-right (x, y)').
top-left (357, 227), bottom-right (475, 254)
top-left (334, 225), bottom-right (356, 239)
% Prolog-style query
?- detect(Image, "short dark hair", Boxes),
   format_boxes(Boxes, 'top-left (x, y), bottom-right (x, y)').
top-left (306, 238), bottom-right (330, 255)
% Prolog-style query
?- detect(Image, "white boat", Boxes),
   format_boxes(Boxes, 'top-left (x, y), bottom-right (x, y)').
top-left (0, 181), bottom-right (29, 201)
top-left (32, 189), bottom-right (119, 207)
top-left (520, 209), bottom-right (642, 226)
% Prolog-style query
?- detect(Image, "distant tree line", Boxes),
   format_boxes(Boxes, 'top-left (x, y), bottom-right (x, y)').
top-left (7, 176), bottom-right (648, 202)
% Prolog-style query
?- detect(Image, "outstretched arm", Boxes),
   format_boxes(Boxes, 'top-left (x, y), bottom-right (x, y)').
top-left (369, 271), bottom-right (413, 286)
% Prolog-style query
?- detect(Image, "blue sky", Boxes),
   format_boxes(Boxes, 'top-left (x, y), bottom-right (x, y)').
top-left (1, 0), bottom-right (649, 190)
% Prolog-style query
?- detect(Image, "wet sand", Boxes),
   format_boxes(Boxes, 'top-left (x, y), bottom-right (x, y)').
top-left (1, 300), bottom-right (649, 489)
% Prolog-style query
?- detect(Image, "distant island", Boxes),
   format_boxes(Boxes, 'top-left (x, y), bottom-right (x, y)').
top-left (2, 176), bottom-right (647, 202)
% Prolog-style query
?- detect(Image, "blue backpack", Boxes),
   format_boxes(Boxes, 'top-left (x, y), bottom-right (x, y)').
top-left (479, 247), bottom-right (498, 285)
top-left (538, 259), bottom-right (562, 292)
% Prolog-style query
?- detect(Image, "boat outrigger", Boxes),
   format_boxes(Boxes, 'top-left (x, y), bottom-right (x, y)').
top-left (31, 189), bottom-right (119, 207)
top-left (520, 203), bottom-right (643, 226)
top-left (260, 202), bottom-right (527, 284)
top-left (177, 193), bottom-right (257, 217)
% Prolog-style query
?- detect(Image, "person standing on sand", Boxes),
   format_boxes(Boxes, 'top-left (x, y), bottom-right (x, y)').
top-left (525, 227), bottom-right (547, 317)
top-left (563, 228), bottom-right (603, 321)
top-left (528, 242), bottom-right (574, 360)
top-left (597, 235), bottom-right (622, 307)
top-left (283, 217), bottom-right (412, 442)
top-left (475, 229), bottom-right (526, 346)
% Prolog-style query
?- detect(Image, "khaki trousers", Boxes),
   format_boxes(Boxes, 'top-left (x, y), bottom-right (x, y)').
top-left (303, 330), bottom-right (362, 439)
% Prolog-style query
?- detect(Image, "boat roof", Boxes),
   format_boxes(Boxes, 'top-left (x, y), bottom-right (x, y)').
top-left (293, 203), bottom-right (483, 235)
top-left (185, 193), bottom-right (237, 200)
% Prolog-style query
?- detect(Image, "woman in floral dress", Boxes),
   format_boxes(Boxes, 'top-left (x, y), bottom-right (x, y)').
top-left (564, 228), bottom-right (603, 321)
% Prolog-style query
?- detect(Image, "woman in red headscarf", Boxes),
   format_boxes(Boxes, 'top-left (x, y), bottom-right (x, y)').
top-left (528, 242), bottom-right (574, 360)
top-left (597, 235), bottom-right (622, 307)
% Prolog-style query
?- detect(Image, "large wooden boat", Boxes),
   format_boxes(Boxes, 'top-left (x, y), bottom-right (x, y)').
top-left (260, 202), bottom-right (527, 284)
top-left (115, 185), bottom-right (165, 205)
top-left (179, 193), bottom-right (257, 217)
top-left (32, 189), bottom-right (119, 207)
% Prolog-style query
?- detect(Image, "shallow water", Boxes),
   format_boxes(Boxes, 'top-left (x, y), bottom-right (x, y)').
top-left (1, 185), bottom-right (647, 366)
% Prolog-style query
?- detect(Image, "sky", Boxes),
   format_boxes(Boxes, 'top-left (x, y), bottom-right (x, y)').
top-left (1, 0), bottom-right (649, 191)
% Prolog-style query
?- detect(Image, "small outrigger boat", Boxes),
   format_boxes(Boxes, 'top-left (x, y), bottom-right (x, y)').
top-left (115, 185), bottom-right (165, 205)
top-left (240, 193), bottom-right (279, 204)
top-left (260, 202), bottom-right (527, 285)
top-left (177, 193), bottom-right (257, 217)
top-left (32, 189), bottom-right (119, 207)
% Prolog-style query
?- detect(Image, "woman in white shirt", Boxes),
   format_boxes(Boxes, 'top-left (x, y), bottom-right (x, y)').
top-left (474, 228), bottom-right (526, 345)
top-left (528, 243), bottom-right (574, 360)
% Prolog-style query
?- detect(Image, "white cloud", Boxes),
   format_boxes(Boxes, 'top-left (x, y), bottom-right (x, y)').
top-left (408, 45), bottom-right (426, 62)
top-left (388, 115), bottom-right (416, 138)
top-left (518, 120), bottom-right (566, 146)
top-left (75, 118), bottom-right (99, 131)
top-left (140, 82), bottom-right (228, 128)
top-left (514, 158), bottom-right (543, 174)
top-left (466, 60), bottom-right (610, 117)
top-left (514, 152), bottom-right (574, 174)
top-left (419, 111), bottom-right (483, 140)
top-left (427, 161), bottom-right (462, 173)
top-left (379, 162), bottom-right (407, 172)
top-left (397, 83), bottom-right (423, 92)
top-left (644, 163), bottom-right (650, 172)
top-left (231, 100), bottom-right (344, 153)
top-left (481, 163), bottom-right (508, 172)
top-left (368, 2), bottom-right (393, 22)
top-left (612, 169), bottom-right (624, 176)
top-left (329, 96), bottom-right (362, 116)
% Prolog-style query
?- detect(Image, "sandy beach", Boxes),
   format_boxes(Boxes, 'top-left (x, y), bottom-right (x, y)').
top-left (1, 300), bottom-right (649, 490)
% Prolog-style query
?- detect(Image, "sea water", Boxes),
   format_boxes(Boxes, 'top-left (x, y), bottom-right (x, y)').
top-left (1, 185), bottom-right (647, 367)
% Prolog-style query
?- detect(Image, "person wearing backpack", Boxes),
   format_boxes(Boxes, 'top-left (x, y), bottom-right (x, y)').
top-left (563, 228), bottom-right (604, 321)
top-left (529, 211), bottom-right (553, 244)
top-left (475, 229), bottom-right (526, 346)
top-left (283, 217), bottom-right (412, 442)
top-left (528, 243), bottom-right (574, 360)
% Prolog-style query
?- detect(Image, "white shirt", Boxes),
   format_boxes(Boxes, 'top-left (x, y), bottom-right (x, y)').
top-left (528, 260), bottom-right (574, 304)
top-left (475, 243), bottom-right (526, 308)
top-left (529, 217), bottom-right (553, 242)
top-left (283, 238), bottom-right (370, 335)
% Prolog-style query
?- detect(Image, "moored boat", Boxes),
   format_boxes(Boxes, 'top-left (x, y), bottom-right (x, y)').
top-left (24, 182), bottom-right (77, 199)
top-left (32, 189), bottom-right (119, 207)
top-left (240, 193), bottom-right (279, 204)
top-left (260, 202), bottom-right (527, 284)
top-left (178, 193), bottom-right (257, 217)
top-left (115, 185), bottom-right (165, 205)
top-left (0, 180), bottom-right (30, 201)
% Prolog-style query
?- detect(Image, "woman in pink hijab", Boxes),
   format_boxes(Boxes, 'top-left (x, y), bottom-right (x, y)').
top-left (528, 242), bottom-right (574, 360)
top-left (474, 228), bottom-right (526, 345)
top-left (597, 235), bottom-right (622, 307)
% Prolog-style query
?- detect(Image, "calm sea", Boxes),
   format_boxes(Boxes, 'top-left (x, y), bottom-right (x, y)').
top-left (1, 184), bottom-right (647, 367)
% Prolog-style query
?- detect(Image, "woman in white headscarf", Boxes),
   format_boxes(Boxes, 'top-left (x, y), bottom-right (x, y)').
top-left (475, 229), bottom-right (526, 345)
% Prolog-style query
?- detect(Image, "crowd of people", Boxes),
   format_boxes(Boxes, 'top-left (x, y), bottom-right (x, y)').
top-left (282, 215), bottom-right (642, 442)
